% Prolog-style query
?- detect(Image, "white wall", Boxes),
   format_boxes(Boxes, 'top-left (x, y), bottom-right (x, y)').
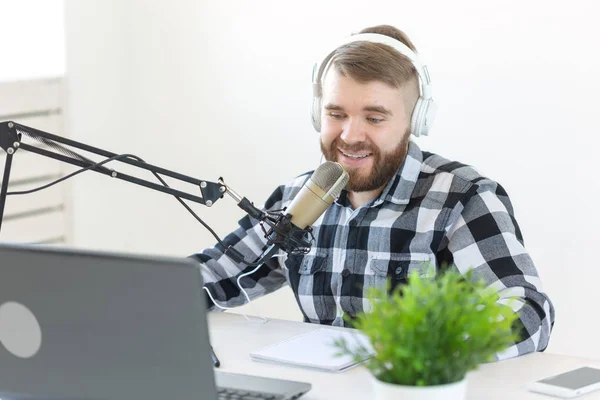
top-left (64, 0), bottom-right (600, 359)
top-left (0, 0), bottom-right (65, 82)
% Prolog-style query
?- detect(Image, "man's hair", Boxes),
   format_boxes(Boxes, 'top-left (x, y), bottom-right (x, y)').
top-left (331, 25), bottom-right (420, 118)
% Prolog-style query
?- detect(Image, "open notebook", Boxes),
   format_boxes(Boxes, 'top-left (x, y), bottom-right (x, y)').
top-left (250, 328), bottom-right (374, 373)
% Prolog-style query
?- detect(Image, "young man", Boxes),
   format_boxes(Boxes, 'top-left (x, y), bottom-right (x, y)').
top-left (192, 25), bottom-right (554, 359)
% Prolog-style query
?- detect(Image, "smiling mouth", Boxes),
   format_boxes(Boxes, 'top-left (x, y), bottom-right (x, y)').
top-left (339, 149), bottom-right (372, 159)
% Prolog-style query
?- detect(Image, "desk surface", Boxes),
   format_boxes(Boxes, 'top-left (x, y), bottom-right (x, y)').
top-left (208, 312), bottom-right (599, 400)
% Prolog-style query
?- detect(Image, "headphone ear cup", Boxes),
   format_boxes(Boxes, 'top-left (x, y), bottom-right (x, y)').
top-left (311, 95), bottom-right (322, 132)
top-left (416, 99), bottom-right (436, 137)
top-left (422, 99), bottom-right (437, 137)
top-left (410, 98), bottom-right (425, 137)
top-left (410, 98), bottom-right (436, 137)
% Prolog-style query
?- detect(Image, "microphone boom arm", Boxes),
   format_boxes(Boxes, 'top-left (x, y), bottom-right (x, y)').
top-left (0, 121), bottom-right (225, 231)
top-left (0, 121), bottom-right (314, 266)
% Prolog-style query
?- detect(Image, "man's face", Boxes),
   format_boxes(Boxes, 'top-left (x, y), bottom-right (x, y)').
top-left (319, 68), bottom-right (412, 193)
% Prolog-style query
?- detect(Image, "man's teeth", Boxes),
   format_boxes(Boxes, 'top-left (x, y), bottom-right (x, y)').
top-left (343, 153), bottom-right (369, 159)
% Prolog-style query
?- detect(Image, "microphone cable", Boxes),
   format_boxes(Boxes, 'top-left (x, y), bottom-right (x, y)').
top-left (6, 152), bottom-right (227, 248)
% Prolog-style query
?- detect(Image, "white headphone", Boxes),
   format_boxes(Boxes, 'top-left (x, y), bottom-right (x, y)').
top-left (311, 33), bottom-right (436, 137)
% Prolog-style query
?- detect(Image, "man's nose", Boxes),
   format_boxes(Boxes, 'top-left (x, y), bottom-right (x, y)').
top-left (340, 118), bottom-right (367, 144)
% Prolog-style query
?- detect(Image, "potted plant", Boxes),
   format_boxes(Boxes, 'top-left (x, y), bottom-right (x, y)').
top-left (334, 265), bottom-right (519, 400)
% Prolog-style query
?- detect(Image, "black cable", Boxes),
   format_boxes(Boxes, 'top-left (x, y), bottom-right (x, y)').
top-left (6, 152), bottom-right (226, 247)
top-left (139, 158), bottom-right (227, 248)
top-left (6, 153), bottom-right (131, 195)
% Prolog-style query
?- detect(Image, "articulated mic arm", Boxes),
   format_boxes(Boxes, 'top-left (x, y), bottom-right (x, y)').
top-left (0, 121), bottom-right (313, 265)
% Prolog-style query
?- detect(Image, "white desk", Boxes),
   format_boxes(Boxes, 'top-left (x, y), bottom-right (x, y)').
top-left (209, 312), bottom-right (599, 399)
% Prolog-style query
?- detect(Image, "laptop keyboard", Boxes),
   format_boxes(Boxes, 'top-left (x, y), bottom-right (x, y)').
top-left (217, 387), bottom-right (284, 400)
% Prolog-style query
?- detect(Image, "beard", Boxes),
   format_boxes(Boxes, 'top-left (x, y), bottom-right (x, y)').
top-left (320, 133), bottom-right (410, 192)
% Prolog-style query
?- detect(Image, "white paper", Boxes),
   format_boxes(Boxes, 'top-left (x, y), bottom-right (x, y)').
top-left (249, 328), bottom-right (374, 372)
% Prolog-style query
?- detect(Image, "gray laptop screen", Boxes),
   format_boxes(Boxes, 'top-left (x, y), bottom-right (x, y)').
top-left (0, 243), bottom-right (216, 400)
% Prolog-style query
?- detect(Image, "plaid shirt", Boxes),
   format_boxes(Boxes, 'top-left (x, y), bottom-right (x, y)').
top-left (193, 141), bottom-right (555, 359)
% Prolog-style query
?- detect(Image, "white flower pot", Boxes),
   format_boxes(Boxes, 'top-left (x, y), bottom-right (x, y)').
top-left (370, 375), bottom-right (467, 400)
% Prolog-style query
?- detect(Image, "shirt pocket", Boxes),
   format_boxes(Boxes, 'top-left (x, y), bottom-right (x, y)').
top-left (285, 253), bottom-right (329, 304)
top-left (368, 253), bottom-right (435, 291)
top-left (284, 253), bottom-right (328, 282)
top-left (297, 253), bottom-right (329, 275)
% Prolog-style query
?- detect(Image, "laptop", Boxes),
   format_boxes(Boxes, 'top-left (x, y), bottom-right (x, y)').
top-left (0, 243), bottom-right (311, 400)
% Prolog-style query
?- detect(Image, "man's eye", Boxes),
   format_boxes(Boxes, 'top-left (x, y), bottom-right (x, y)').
top-left (367, 117), bottom-right (384, 123)
top-left (328, 113), bottom-right (345, 119)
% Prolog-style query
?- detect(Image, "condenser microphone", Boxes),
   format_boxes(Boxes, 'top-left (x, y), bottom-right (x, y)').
top-left (222, 161), bottom-right (348, 265)
top-left (262, 161), bottom-right (348, 254)
top-left (286, 161), bottom-right (349, 230)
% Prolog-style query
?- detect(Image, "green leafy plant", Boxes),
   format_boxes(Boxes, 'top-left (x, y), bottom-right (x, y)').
top-left (334, 264), bottom-right (519, 386)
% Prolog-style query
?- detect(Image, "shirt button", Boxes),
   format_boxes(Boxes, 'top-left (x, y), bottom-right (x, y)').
top-left (349, 220), bottom-right (357, 227)
top-left (341, 269), bottom-right (351, 278)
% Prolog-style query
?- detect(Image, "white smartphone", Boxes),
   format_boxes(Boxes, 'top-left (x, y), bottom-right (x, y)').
top-left (528, 367), bottom-right (600, 398)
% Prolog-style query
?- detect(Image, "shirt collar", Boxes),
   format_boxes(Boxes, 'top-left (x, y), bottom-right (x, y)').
top-left (336, 140), bottom-right (423, 207)
top-left (377, 140), bottom-right (423, 205)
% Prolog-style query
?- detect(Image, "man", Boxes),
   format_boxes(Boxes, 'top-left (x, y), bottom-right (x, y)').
top-left (192, 25), bottom-right (554, 359)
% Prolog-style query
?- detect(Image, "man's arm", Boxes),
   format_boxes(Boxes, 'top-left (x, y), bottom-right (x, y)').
top-left (441, 179), bottom-right (555, 360)
top-left (189, 185), bottom-right (289, 310)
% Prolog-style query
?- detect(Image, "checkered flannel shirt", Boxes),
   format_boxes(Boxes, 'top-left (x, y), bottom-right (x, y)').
top-left (192, 141), bottom-right (555, 360)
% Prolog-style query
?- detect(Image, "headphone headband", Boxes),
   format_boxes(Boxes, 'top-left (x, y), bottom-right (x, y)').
top-left (311, 32), bottom-right (436, 137)
top-left (312, 33), bottom-right (432, 100)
